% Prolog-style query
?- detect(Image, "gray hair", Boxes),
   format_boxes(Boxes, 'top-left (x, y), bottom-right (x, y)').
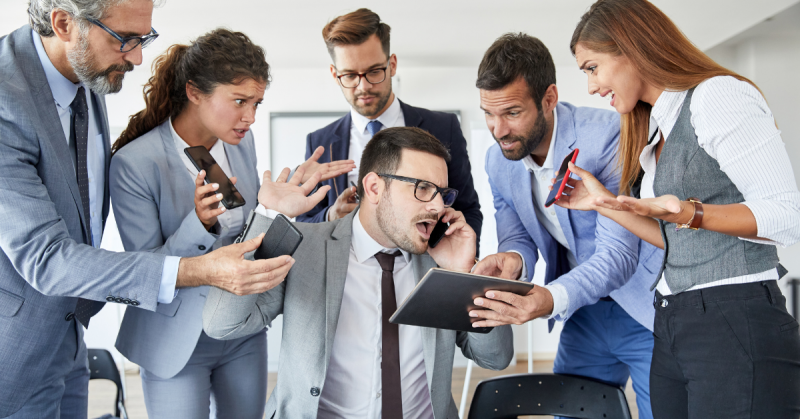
top-left (28, 0), bottom-right (159, 37)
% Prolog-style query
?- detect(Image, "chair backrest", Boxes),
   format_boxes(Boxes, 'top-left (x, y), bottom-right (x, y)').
top-left (467, 373), bottom-right (632, 419)
top-left (88, 349), bottom-right (125, 418)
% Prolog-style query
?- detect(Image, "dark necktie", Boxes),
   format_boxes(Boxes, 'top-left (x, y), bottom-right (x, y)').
top-left (374, 250), bottom-right (403, 419)
top-left (367, 120), bottom-right (383, 138)
top-left (70, 87), bottom-right (103, 328)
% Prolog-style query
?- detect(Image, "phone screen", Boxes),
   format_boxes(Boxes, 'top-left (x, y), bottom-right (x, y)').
top-left (184, 146), bottom-right (246, 210)
top-left (544, 149), bottom-right (579, 208)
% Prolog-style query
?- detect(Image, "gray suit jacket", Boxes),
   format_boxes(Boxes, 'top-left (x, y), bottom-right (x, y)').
top-left (203, 211), bottom-right (513, 419)
top-left (0, 26), bottom-right (165, 416)
top-left (111, 120), bottom-right (261, 378)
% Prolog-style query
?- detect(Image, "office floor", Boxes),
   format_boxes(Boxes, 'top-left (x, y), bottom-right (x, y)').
top-left (88, 360), bottom-right (639, 419)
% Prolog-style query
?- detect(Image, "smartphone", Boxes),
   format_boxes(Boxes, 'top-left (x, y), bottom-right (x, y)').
top-left (350, 181), bottom-right (360, 203)
top-left (544, 149), bottom-right (579, 208)
top-left (427, 215), bottom-right (449, 249)
top-left (184, 146), bottom-right (246, 210)
top-left (254, 214), bottom-right (304, 260)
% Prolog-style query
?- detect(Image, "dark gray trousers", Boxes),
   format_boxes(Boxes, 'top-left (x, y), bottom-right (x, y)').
top-left (651, 280), bottom-right (800, 419)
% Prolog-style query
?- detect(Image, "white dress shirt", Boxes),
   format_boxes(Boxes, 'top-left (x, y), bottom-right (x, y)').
top-left (33, 31), bottom-right (180, 303)
top-left (317, 209), bottom-right (433, 419)
top-left (169, 119), bottom-right (246, 241)
top-left (639, 76), bottom-right (800, 295)
top-left (34, 31), bottom-right (181, 304)
top-left (512, 109), bottom-right (571, 319)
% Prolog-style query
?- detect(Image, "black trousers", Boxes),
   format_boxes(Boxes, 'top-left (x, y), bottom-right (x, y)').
top-left (651, 280), bottom-right (800, 419)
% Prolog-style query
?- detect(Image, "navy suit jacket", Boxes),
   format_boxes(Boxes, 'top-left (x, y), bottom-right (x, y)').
top-left (297, 100), bottom-right (483, 252)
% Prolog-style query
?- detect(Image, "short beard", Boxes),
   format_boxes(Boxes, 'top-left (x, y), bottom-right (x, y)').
top-left (350, 78), bottom-right (392, 118)
top-left (495, 108), bottom-right (548, 161)
top-left (67, 31), bottom-right (133, 95)
top-left (375, 186), bottom-right (437, 255)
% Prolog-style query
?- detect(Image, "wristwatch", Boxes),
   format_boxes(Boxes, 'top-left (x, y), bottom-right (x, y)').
top-left (675, 197), bottom-right (704, 230)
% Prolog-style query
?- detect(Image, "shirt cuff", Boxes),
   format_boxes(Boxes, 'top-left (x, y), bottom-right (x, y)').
top-left (325, 207), bottom-right (332, 222)
top-left (508, 250), bottom-right (528, 281)
top-left (544, 283), bottom-right (569, 320)
top-left (158, 256), bottom-right (180, 304)
top-left (255, 203), bottom-right (287, 220)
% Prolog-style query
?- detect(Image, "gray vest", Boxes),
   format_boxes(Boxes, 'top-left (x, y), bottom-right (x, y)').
top-left (652, 88), bottom-right (782, 293)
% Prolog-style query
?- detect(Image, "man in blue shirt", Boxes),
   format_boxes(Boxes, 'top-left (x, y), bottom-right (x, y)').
top-left (470, 33), bottom-right (663, 419)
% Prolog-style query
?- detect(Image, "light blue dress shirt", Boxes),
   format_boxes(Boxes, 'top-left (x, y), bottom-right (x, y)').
top-left (33, 31), bottom-right (178, 303)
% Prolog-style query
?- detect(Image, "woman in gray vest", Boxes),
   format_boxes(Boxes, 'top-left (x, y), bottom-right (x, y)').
top-left (108, 29), bottom-right (272, 418)
top-left (558, 0), bottom-right (800, 418)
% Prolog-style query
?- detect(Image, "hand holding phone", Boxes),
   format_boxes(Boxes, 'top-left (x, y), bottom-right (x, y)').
top-left (254, 214), bottom-right (304, 260)
top-left (544, 149), bottom-right (579, 208)
top-left (427, 215), bottom-right (449, 249)
top-left (184, 146), bottom-right (246, 210)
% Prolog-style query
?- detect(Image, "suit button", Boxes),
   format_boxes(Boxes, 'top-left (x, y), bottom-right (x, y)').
top-left (106, 296), bottom-right (115, 302)
top-left (65, 312), bottom-right (75, 321)
top-left (114, 297), bottom-right (124, 303)
top-left (122, 298), bottom-right (131, 305)
top-left (130, 300), bottom-right (140, 306)
top-left (310, 387), bottom-right (320, 397)
top-left (198, 245), bottom-right (206, 251)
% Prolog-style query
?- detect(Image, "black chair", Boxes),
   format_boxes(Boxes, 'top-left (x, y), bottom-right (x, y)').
top-left (88, 349), bottom-right (128, 419)
top-left (467, 373), bottom-right (632, 419)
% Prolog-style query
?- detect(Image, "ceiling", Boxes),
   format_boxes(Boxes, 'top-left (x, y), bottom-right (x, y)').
top-left (1, 0), bottom-right (798, 69)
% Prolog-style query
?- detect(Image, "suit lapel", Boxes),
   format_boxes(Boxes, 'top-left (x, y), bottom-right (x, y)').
top-left (399, 100), bottom-right (423, 128)
top-left (411, 254), bottom-right (439, 387)
top-left (553, 103), bottom-right (578, 253)
top-left (91, 93), bottom-right (111, 228)
top-left (17, 28), bottom-right (89, 240)
top-left (323, 211), bottom-right (356, 364)
top-left (222, 140), bottom-right (257, 207)
top-left (327, 113), bottom-right (351, 197)
top-left (508, 161), bottom-right (549, 250)
top-left (158, 121), bottom-right (196, 202)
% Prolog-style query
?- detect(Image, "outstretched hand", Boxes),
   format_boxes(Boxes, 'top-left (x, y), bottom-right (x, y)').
top-left (298, 146), bottom-right (356, 184)
top-left (258, 167), bottom-right (330, 218)
top-left (552, 162), bottom-right (616, 211)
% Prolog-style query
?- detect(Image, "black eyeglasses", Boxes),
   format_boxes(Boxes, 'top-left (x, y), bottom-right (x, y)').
top-left (335, 62), bottom-right (389, 88)
top-left (378, 174), bottom-right (458, 207)
top-left (88, 19), bottom-right (159, 53)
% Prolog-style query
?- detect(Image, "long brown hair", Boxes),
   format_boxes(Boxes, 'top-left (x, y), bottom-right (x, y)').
top-left (570, 0), bottom-right (759, 195)
top-left (113, 29), bottom-right (271, 153)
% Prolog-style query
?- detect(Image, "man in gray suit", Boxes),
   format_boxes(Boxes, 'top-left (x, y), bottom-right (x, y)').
top-left (0, 1), bottom-right (295, 417)
top-left (204, 127), bottom-right (513, 419)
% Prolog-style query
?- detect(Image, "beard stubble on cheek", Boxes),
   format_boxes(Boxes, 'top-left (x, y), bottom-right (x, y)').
top-left (375, 188), bottom-right (438, 255)
top-left (350, 78), bottom-right (392, 117)
top-left (496, 110), bottom-right (548, 161)
top-left (67, 30), bottom-right (134, 95)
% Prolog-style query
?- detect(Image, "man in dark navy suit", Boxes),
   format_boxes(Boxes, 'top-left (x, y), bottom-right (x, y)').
top-left (297, 8), bottom-right (482, 251)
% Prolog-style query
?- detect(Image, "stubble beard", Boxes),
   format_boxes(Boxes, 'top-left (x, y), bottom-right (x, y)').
top-left (350, 78), bottom-right (392, 118)
top-left (376, 187), bottom-right (430, 255)
top-left (496, 110), bottom-right (548, 161)
top-left (67, 31), bottom-right (133, 95)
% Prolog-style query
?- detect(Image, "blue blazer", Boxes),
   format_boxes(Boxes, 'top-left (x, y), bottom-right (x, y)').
top-left (110, 121), bottom-right (262, 378)
top-left (296, 100), bottom-right (484, 251)
top-left (0, 26), bottom-right (166, 415)
top-left (486, 102), bottom-right (662, 330)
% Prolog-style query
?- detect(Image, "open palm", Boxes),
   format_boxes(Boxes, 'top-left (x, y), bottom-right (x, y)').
top-left (258, 167), bottom-right (330, 218)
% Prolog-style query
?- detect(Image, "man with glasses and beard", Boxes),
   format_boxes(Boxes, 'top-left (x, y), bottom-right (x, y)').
top-left (0, 1), bottom-right (297, 417)
top-left (204, 127), bottom-right (512, 419)
top-left (467, 34), bottom-right (662, 419)
top-left (296, 8), bottom-right (483, 253)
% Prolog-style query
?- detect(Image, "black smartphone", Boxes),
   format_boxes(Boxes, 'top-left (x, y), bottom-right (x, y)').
top-left (428, 215), bottom-right (449, 248)
top-left (544, 148), bottom-right (579, 208)
top-left (350, 181), bottom-right (360, 203)
top-left (254, 214), bottom-right (304, 260)
top-left (184, 146), bottom-right (246, 210)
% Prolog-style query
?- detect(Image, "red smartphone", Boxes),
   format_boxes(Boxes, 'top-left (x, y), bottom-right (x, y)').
top-left (544, 149), bottom-right (579, 208)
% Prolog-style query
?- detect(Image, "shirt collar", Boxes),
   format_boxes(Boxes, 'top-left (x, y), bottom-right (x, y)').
top-left (352, 208), bottom-right (412, 265)
top-left (649, 89), bottom-right (687, 139)
top-left (350, 94), bottom-right (402, 136)
top-left (522, 106), bottom-right (558, 172)
top-left (32, 29), bottom-right (82, 110)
